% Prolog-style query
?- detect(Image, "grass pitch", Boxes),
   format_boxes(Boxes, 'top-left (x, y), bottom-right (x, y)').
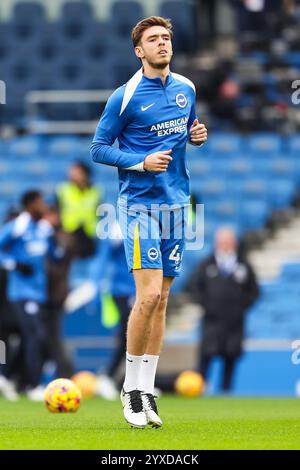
top-left (0, 395), bottom-right (299, 450)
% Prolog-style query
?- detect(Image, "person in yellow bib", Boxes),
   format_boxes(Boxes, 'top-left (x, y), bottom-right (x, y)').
top-left (56, 161), bottom-right (101, 259)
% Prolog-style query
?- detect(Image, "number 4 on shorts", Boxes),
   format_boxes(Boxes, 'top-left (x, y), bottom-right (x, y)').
top-left (169, 244), bottom-right (181, 264)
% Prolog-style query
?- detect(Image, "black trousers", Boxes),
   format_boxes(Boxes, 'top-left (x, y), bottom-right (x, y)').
top-left (198, 354), bottom-right (238, 392)
top-left (42, 302), bottom-right (74, 378)
top-left (11, 301), bottom-right (45, 389)
top-left (107, 296), bottom-right (132, 379)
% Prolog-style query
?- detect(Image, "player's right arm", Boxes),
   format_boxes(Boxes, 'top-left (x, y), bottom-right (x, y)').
top-left (0, 222), bottom-right (15, 269)
top-left (91, 87), bottom-right (172, 172)
top-left (91, 87), bottom-right (146, 171)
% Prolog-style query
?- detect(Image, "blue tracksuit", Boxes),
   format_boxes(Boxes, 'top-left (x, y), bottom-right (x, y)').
top-left (0, 212), bottom-right (61, 302)
top-left (91, 68), bottom-right (202, 275)
top-left (0, 212), bottom-right (63, 388)
top-left (91, 68), bottom-right (198, 208)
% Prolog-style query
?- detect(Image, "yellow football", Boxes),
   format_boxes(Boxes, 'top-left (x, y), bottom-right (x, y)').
top-left (175, 370), bottom-right (205, 397)
top-left (44, 378), bottom-right (81, 413)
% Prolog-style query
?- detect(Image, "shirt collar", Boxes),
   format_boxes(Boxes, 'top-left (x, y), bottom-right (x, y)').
top-left (142, 69), bottom-right (173, 87)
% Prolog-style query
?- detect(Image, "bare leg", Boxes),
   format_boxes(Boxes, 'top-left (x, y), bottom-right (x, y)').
top-left (126, 269), bottom-right (163, 356)
top-left (145, 276), bottom-right (174, 355)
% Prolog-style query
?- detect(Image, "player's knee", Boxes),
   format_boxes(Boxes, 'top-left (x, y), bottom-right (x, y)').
top-left (140, 290), bottom-right (161, 314)
top-left (159, 290), bottom-right (170, 309)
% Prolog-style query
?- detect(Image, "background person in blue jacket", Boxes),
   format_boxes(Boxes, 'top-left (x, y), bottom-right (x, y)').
top-left (0, 191), bottom-right (63, 401)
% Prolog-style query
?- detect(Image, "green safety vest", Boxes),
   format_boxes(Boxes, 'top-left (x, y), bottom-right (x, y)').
top-left (57, 182), bottom-right (101, 237)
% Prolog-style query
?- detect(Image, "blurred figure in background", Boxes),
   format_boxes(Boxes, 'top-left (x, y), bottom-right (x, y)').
top-left (56, 161), bottom-right (101, 259)
top-left (228, 0), bottom-right (289, 48)
top-left (0, 207), bottom-right (22, 400)
top-left (43, 206), bottom-right (75, 379)
top-left (94, 222), bottom-right (135, 400)
top-left (0, 191), bottom-right (63, 400)
top-left (188, 228), bottom-right (259, 392)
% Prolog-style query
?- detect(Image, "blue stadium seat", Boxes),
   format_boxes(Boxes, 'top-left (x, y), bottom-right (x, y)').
top-left (227, 157), bottom-right (253, 177)
top-left (197, 178), bottom-right (227, 202)
top-left (0, 24), bottom-right (14, 63)
top-left (288, 134), bottom-right (300, 156)
top-left (85, 59), bottom-right (117, 89)
top-left (9, 136), bottom-right (41, 156)
top-left (205, 133), bottom-right (242, 155)
top-left (110, 1), bottom-right (145, 37)
top-left (249, 157), bottom-right (295, 180)
top-left (0, 181), bottom-right (23, 199)
top-left (46, 137), bottom-right (81, 157)
top-left (51, 58), bottom-right (90, 90)
top-left (33, 24), bottom-right (63, 65)
top-left (238, 201), bottom-right (269, 230)
top-left (188, 159), bottom-right (213, 176)
top-left (11, 2), bottom-right (46, 41)
top-left (13, 2), bottom-right (45, 21)
top-left (0, 160), bottom-right (10, 175)
top-left (159, 1), bottom-right (197, 52)
top-left (247, 133), bottom-right (282, 156)
top-left (269, 157), bottom-right (295, 180)
top-left (241, 178), bottom-right (269, 201)
top-left (205, 200), bottom-right (239, 222)
top-left (268, 179), bottom-right (296, 209)
top-left (0, 141), bottom-right (10, 157)
top-left (246, 274), bottom-right (300, 339)
top-left (60, 20), bottom-right (90, 41)
top-left (239, 51), bottom-right (268, 64)
top-left (280, 263), bottom-right (300, 283)
top-left (22, 160), bottom-right (53, 178)
top-left (112, 56), bottom-right (140, 87)
top-left (78, 138), bottom-right (93, 158)
top-left (283, 52), bottom-right (300, 68)
top-left (82, 22), bottom-right (118, 66)
top-left (251, 157), bottom-right (272, 176)
top-left (2, 58), bottom-right (39, 104)
top-left (61, 2), bottom-right (94, 21)
top-left (59, 3), bottom-right (94, 40)
top-left (94, 164), bottom-right (117, 181)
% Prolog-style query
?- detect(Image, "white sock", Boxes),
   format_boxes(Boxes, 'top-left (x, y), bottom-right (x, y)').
top-left (123, 352), bottom-right (143, 392)
top-left (139, 354), bottom-right (159, 395)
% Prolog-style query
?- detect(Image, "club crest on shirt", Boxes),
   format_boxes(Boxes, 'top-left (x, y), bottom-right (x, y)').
top-left (176, 93), bottom-right (188, 108)
top-left (148, 247), bottom-right (159, 260)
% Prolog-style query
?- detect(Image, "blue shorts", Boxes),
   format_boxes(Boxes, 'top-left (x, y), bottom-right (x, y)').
top-left (118, 204), bottom-right (188, 277)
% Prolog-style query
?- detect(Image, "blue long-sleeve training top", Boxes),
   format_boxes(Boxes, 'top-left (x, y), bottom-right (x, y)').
top-left (91, 68), bottom-right (200, 208)
top-left (0, 212), bottom-right (62, 302)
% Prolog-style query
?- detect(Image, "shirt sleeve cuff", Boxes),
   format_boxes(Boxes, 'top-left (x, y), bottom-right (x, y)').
top-left (124, 161), bottom-right (145, 172)
top-left (189, 140), bottom-right (204, 147)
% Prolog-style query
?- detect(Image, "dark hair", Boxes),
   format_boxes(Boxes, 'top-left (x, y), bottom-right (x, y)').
top-left (131, 16), bottom-right (173, 48)
top-left (72, 160), bottom-right (91, 178)
top-left (21, 190), bottom-right (42, 208)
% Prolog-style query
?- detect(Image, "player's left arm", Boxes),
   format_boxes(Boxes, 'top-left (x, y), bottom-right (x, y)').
top-left (188, 94), bottom-right (207, 146)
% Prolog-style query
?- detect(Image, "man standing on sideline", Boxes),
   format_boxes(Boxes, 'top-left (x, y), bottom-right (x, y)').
top-left (43, 206), bottom-right (75, 379)
top-left (188, 228), bottom-right (259, 392)
top-left (56, 161), bottom-right (101, 259)
top-left (91, 16), bottom-right (207, 428)
top-left (0, 191), bottom-right (63, 400)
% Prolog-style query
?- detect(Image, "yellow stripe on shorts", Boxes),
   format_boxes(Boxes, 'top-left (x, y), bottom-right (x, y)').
top-left (133, 223), bottom-right (141, 269)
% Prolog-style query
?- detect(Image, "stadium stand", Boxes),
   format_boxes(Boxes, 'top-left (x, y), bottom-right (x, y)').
top-left (1, 0), bottom-right (300, 396)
